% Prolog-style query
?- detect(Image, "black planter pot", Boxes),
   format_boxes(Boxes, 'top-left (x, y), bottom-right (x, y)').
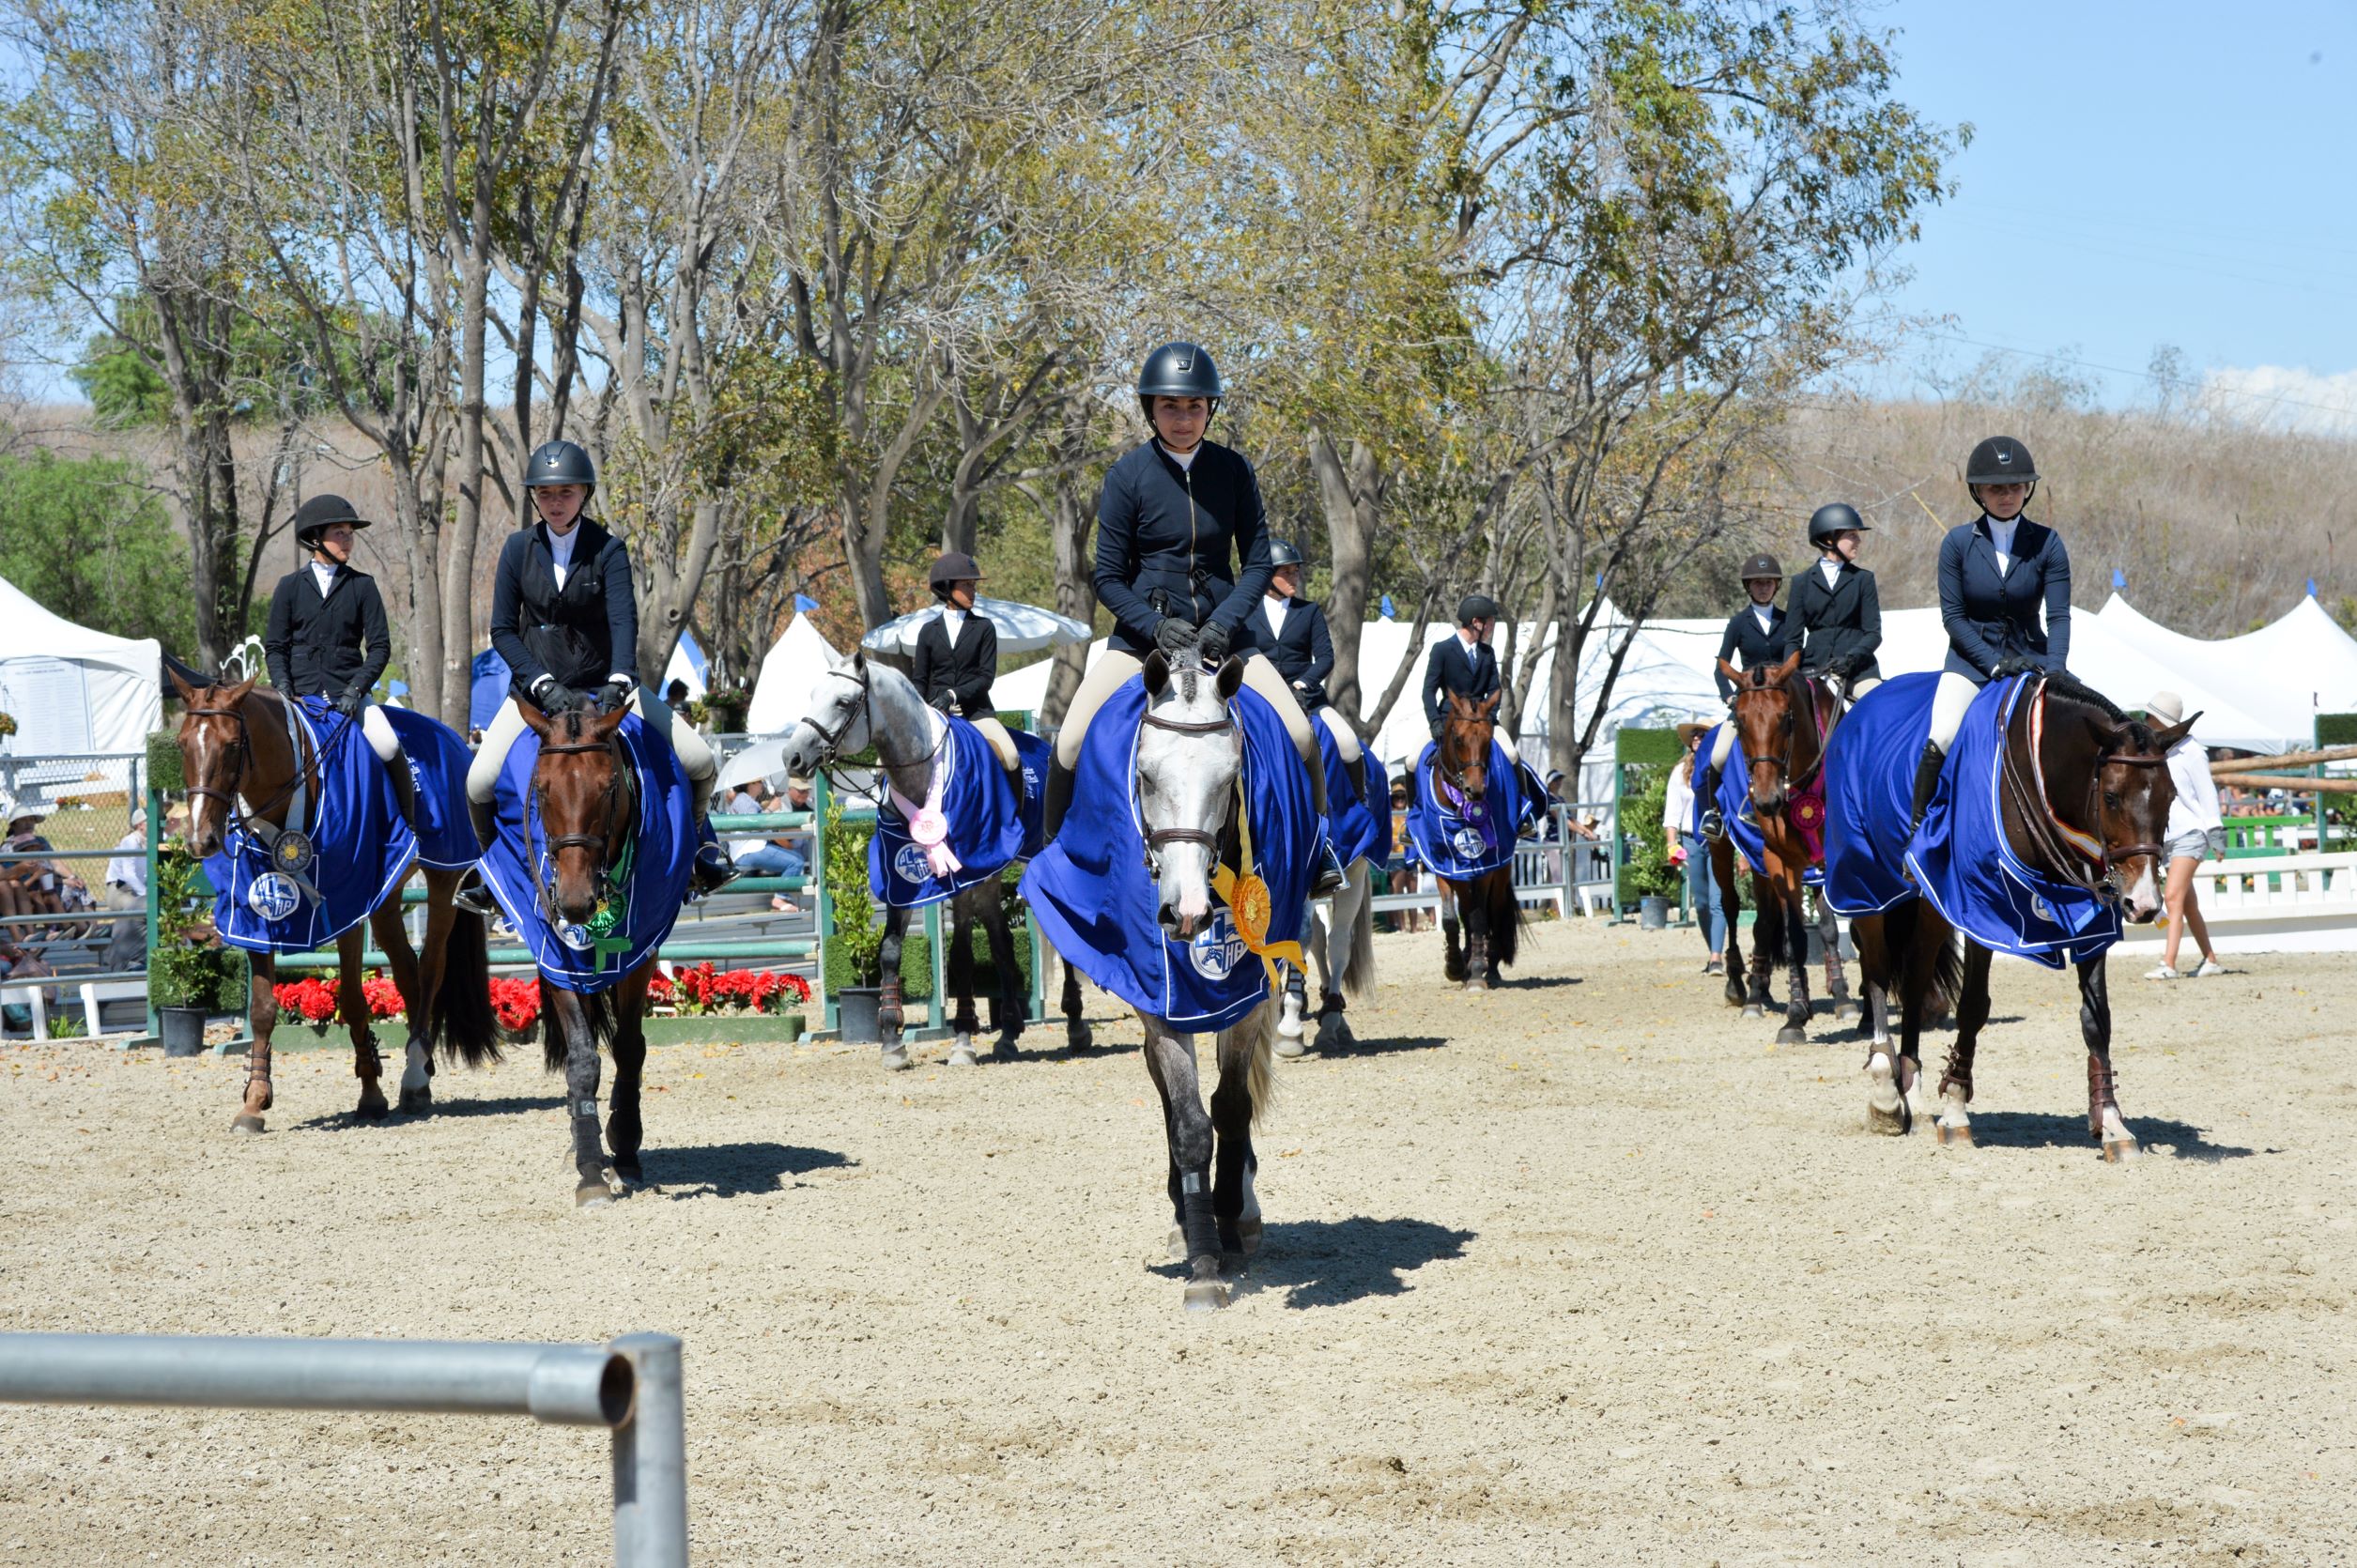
top-left (160, 1006), bottom-right (208, 1057)
top-left (836, 986), bottom-right (883, 1043)
top-left (1638, 895), bottom-right (1671, 930)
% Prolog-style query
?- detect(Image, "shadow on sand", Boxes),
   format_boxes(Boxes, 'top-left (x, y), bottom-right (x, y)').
top-left (646, 1141), bottom-right (855, 1198)
top-left (1963, 1111), bottom-right (2256, 1161)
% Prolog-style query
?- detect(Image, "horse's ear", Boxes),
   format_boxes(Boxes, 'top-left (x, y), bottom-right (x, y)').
top-left (1477, 691), bottom-right (1501, 719)
top-left (224, 672), bottom-right (259, 703)
top-left (166, 665), bottom-right (199, 704)
top-left (1216, 655), bottom-right (1245, 702)
top-left (519, 702), bottom-right (554, 740)
top-left (1772, 650), bottom-right (1801, 683)
top-left (850, 647), bottom-right (866, 676)
top-left (1141, 651), bottom-right (1171, 697)
top-left (1716, 657), bottom-right (1741, 688)
top-left (592, 700), bottom-right (631, 737)
top-left (1448, 692), bottom-right (1472, 718)
top-left (2149, 715), bottom-right (2198, 753)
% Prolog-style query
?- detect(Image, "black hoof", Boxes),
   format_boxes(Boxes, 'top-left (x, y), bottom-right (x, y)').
top-left (1775, 1025), bottom-right (1808, 1045)
top-left (397, 1086), bottom-right (432, 1115)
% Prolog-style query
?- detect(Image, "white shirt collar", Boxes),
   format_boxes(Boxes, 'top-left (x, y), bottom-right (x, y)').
top-left (1819, 558), bottom-right (1841, 586)
top-left (1159, 440), bottom-right (1200, 471)
top-left (1263, 595), bottom-right (1288, 637)
top-left (310, 561), bottom-right (340, 595)
top-left (940, 605), bottom-right (965, 638)
top-left (1751, 602), bottom-right (1775, 630)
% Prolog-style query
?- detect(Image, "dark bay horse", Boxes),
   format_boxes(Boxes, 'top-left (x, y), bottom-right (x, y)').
top-left (170, 670), bottom-right (495, 1133)
top-left (1718, 652), bottom-right (1856, 1042)
top-left (1432, 693), bottom-right (1520, 992)
top-left (516, 700), bottom-right (667, 1207)
top-left (1852, 677), bottom-right (2189, 1161)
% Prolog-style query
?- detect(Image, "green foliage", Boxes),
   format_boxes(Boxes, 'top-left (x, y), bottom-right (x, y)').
top-left (1615, 727), bottom-right (1687, 767)
top-left (146, 847), bottom-right (245, 1011)
top-left (0, 452), bottom-right (195, 653)
top-left (2317, 714), bottom-right (2357, 749)
top-left (146, 732), bottom-right (184, 793)
top-left (1618, 765), bottom-right (1683, 902)
top-left (823, 802), bottom-right (883, 988)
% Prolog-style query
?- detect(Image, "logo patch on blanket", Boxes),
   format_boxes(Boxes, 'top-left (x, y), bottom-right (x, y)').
top-left (208, 699), bottom-right (477, 956)
top-left (1019, 677), bottom-right (1319, 1032)
top-left (1404, 740), bottom-right (1544, 879)
top-left (1823, 672), bottom-right (2120, 968)
top-left (866, 717), bottom-right (1050, 909)
top-left (476, 712), bottom-right (701, 992)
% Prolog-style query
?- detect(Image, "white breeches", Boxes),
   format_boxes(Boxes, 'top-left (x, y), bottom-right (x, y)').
top-left (1927, 672), bottom-right (1980, 755)
top-left (360, 704), bottom-right (401, 762)
top-left (467, 689), bottom-right (716, 807)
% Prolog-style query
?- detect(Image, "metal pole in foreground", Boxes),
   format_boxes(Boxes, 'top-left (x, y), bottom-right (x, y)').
top-left (610, 1334), bottom-right (689, 1568)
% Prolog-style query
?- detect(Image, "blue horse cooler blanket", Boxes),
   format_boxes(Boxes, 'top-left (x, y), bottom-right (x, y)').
top-left (1319, 720), bottom-right (1391, 868)
top-left (1823, 672), bottom-right (2120, 968)
top-left (209, 699), bottom-right (476, 955)
top-left (1404, 741), bottom-right (1544, 879)
top-left (477, 713), bottom-right (702, 992)
top-left (1020, 677), bottom-right (1320, 1033)
top-left (868, 717), bottom-right (1052, 908)
top-left (1690, 723), bottom-right (1824, 887)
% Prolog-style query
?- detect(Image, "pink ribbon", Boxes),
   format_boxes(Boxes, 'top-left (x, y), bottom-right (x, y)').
top-left (889, 736), bottom-right (963, 879)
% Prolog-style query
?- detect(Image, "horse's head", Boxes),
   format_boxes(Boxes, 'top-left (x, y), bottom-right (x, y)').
top-left (1719, 651), bottom-right (1803, 815)
top-left (522, 700), bottom-right (633, 927)
top-left (1136, 651), bottom-right (1245, 940)
top-left (2086, 711), bottom-right (2197, 924)
top-left (1439, 691), bottom-right (1500, 801)
top-left (780, 647), bottom-right (881, 778)
top-left (168, 666), bottom-right (259, 858)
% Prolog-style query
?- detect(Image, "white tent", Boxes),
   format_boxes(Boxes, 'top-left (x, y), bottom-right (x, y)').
top-left (744, 614), bottom-right (842, 735)
top-left (0, 574), bottom-right (161, 756)
top-left (2099, 593), bottom-right (2357, 745)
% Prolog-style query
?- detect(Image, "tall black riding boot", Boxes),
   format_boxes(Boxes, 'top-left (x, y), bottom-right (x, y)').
top-left (453, 797), bottom-right (501, 916)
top-left (1042, 758), bottom-right (1075, 840)
top-left (1698, 763), bottom-right (1726, 840)
top-left (1907, 742), bottom-right (1946, 837)
top-left (383, 746), bottom-right (424, 838)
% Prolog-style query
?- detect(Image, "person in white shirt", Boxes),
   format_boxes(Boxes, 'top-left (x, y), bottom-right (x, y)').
top-left (1664, 723), bottom-right (1724, 973)
top-left (2141, 690), bottom-right (2225, 980)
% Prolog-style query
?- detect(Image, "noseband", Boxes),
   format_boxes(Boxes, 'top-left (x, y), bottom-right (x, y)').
top-left (2008, 682), bottom-right (2172, 892)
top-left (804, 665), bottom-right (872, 764)
top-left (1139, 706), bottom-right (1239, 865)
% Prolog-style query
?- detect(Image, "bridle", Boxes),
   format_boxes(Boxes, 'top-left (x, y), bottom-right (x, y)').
top-left (1138, 701), bottom-right (1240, 871)
top-left (531, 726), bottom-right (637, 930)
top-left (1436, 715), bottom-right (1492, 809)
top-left (803, 663), bottom-right (950, 798)
top-left (1731, 669), bottom-right (1827, 800)
top-left (178, 690), bottom-right (352, 840)
top-left (2002, 678), bottom-right (2171, 895)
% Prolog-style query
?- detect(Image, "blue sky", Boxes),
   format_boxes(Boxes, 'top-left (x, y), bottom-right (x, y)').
top-left (1869, 0), bottom-right (2357, 427)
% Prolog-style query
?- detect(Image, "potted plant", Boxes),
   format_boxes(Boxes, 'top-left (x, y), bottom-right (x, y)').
top-left (148, 846), bottom-right (243, 1054)
top-left (701, 684), bottom-right (751, 736)
top-left (1619, 766), bottom-right (1684, 930)
top-left (823, 800), bottom-right (886, 1041)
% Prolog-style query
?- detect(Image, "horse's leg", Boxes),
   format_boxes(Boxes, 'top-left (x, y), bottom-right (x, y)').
top-left (1743, 875), bottom-right (1775, 1019)
top-left (1140, 1012), bottom-right (1226, 1311)
top-left (1853, 912), bottom-right (1892, 1056)
top-left (980, 893), bottom-right (1024, 1055)
top-left (339, 926), bottom-right (387, 1120)
top-left (608, 965), bottom-right (651, 1185)
top-left (1776, 865), bottom-right (1812, 1046)
top-left (1274, 955), bottom-right (1309, 1053)
top-left (876, 905), bottom-right (910, 1070)
top-left (1933, 941), bottom-right (1993, 1146)
top-left (1459, 877), bottom-right (1488, 992)
top-left (1316, 866), bottom-right (1363, 1052)
top-left (369, 884), bottom-right (435, 1115)
top-left (1209, 1001), bottom-right (1271, 1259)
top-left (1819, 896), bottom-right (1856, 1023)
top-left (1865, 903), bottom-right (1918, 1136)
top-left (943, 900), bottom-right (978, 1068)
top-left (1440, 879), bottom-right (1466, 983)
top-left (548, 984), bottom-right (622, 1207)
top-left (1058, 943), bottom-right (1091, 1052)
top-left (2080, 955), bottom-right (2139, 1162)
top-left (233, 951), bottom-right (279, 1135)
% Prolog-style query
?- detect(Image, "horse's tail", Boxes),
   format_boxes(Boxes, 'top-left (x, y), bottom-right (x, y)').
top-left (1246, 997), bottom-right (1277, 1130)
top-left (1339, 858), bottom-right (1378, 1000)
top-left (431, 908), bottom-right (501, 1068)
top-left (541, 979), bottom-right (618, 1072)
top-left (1486, 865), bottom-right (1522, 969)
top-left (1879, 897), bottom-right (1964, 1018)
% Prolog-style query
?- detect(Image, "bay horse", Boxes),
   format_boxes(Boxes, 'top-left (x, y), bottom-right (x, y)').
top-left (778, 649), bottom-right (1033, 1069)
top-left (1432, 692), bottom-right (1520, 991)
top-left (1718, 652), bottom-right (1856, 1042)
top-left (520, 700), bottom-right (658, 1207)
top-left (1852, 676), bottom-right (2188, 1161)
top-left (169, 669), bottom-right (496, 1133)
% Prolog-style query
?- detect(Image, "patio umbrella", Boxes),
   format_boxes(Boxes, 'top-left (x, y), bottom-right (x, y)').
top-left (858, 595), bottom-right (1093, 656)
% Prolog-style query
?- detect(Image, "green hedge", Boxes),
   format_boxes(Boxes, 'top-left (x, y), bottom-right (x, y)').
top-left (822, 916), bottom-right (1034, 1003)
top-left (2318, 713), bottom-right (2357, 748)
top-left (1615, 726), bottom-right (1685, 766)
top-left (146, 730), bottom-right (184, 792)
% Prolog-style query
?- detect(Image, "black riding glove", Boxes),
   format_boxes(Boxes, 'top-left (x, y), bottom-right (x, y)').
top-left (532, 677), bottom-right (582, 715)
top-left (1153, 617), bottom-right (1198, 659)
top-left (1990, 656), bottom-right (2039, 680)
top-left (593, 681), bottom-right (631, 714)
top-left (1197, 622), bottom-right (1231, 665)
top-left (332, 686), bottom-right (366, 716)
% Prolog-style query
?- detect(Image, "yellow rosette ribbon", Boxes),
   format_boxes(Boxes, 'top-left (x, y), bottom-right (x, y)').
top-left (1209, 776), bottom-right (1303, 992)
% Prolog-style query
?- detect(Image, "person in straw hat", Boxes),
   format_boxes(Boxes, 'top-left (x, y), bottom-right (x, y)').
top-left (0, 793), bottom-right (67, 922)
top-left (2142, 690), bottom-right (2226, 980)
top-left (1664, 721), bottom-right (1725, 974)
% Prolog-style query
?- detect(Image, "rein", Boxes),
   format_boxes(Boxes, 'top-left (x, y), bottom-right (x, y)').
top-left (1733, 669), bottom-right (1830, 798)
top-left (2003, 678), bottom-right (2170, 892)
top-left (806, 663), bottom-right (952, 803)
top-left (1139, 705), bottom-right (1239, 860)
top-left (182, 693), bottom-right (357, 847)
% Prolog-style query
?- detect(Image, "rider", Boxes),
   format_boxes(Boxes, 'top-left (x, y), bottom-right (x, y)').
top-left (1421, 594), bottom-right (1502, 738)
top-left (1258, 540), bottom-right (1368, 795)
top-left (1909, 435), bottom-right (2073, 832)
top-left (261, 494), bottom-right (423, 836)
top-left (459, 440), bottom-right (732, 912)
top-left (1774, 503), bottom-right (1885, 702)
top-left (1697, 554), bottom-right (1784, 839)
top-left (1049, 341), bottom-right (1344, 893)
top-left (911, 550), bottom-right (1020, 776)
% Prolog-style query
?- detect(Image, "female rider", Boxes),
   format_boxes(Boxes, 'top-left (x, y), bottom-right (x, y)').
top-left (1909, 435), bottom-right (2072, 831)
top-left (1257, 539), bottom-right (1367, 797)
top-left (1774, 502), bottom-right (1884, 703)
top-left (1048, 341), bottom-right (1343, 893)
top-left (457, 440), bottom-right (732, 912)
top-left (1697, 553), bottom-right (1784, 839)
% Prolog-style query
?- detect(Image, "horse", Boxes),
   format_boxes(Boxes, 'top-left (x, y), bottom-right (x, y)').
top-left (1426, 693), bottom-right (1521, 991)
top-left (778, 648), bottom-right (1035, 1069)
top-left (1717, 652), bottom-right (1856, 1043)
top-left (169, 669), bottom-right (497, 1133)
top-left (1839, 675), bottom-right (2189, 1161)
top-left (1275, 733), bottom-right (1379, 1056)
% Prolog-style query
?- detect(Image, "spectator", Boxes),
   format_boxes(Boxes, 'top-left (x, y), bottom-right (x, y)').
top-left (666, 677), bottom-right (691, 708)
top-left (2143, 692), bottom-right (2226, 980)
top-left (1, 935), bottom-right (57, 1034)
top-left (0, 795), bottom-right (69, 922)
top-left (101, 807), bottom-right (150, 973)
top-left (1386, 774), bottom-right (1426, 933)
top-left (728, 776), bottom-right (814, 912)
top-left (1665, 723), bottom-right (1725, 975)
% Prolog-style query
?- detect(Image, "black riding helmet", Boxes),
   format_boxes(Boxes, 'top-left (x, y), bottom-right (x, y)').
top-left (1269, 540), bottom-right (1304, 569)
top-left (1964, 436), bottom-right (2038, 488)
top-left (1738, 552), bottom-right (1782, 584)
top-left (929, 550), bottom-right (983, 600)
top-left (525, 439), bottom-right (597, 498)
top-left (292, 494), bottom-right (368, 551)
top-left (1136, 342), bottom-right (1224, 423)
top-left (1457, 592), bottom-right (1500, 626)
top-left (1807, 503), bottom-right (1868, 547)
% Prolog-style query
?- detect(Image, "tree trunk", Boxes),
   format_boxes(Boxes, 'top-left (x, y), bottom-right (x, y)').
top-left (638, 499), bottom-right (726, 683)
top-left (1308, 428), bottom-right (1380, 732)
top-left (1042, 469), bottom-right (1100, 728)
top-left (439, 251), bottom-right (493, 728)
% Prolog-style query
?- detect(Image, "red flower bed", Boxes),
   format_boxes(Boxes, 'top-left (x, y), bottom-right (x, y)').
top-left (272, 965), bottom-right (810, 1031)
top-left (270, 976), bottom-right (406, 1024)
top-left (648, 963), bottom-right (810, 1017)
top-left (488, 976), bottom-right (541, 1032)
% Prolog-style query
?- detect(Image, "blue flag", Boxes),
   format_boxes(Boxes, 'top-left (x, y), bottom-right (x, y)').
top-left (1379, 593), bottom-right (1396, 621)
top-left (793, 593), bottom-right (820, 613)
